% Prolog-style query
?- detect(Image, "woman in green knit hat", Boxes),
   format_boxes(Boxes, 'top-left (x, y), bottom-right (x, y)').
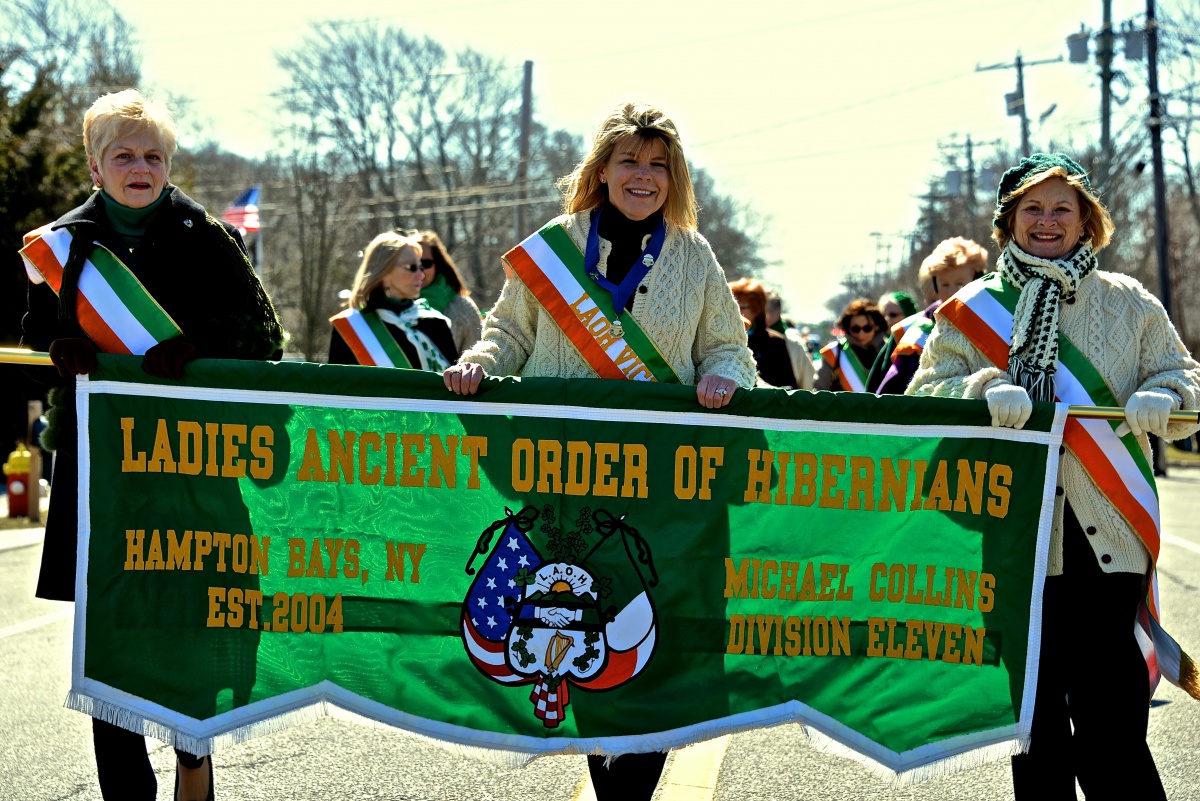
top-left (909, 152), bottom-right (1200, 800)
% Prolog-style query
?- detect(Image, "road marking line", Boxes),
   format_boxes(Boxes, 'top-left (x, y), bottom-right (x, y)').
top-left (571, 737), bottom-right (730, 801)
top-left (0, 609), bottom-right (72, 640)
top-left (573, 772), bottom-right (596, 801)
top-left (0, 530), bottom-right (44, 553)
top-left (1162, 532), bottom-right (1200, 556)
top-left (661, 736), bottom-right (729, 801)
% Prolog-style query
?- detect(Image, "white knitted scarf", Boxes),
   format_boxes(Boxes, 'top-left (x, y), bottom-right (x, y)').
top-left (376, 300), bottom-right (452, 372)
top-left (998, 241), bottom-right (1098, 402)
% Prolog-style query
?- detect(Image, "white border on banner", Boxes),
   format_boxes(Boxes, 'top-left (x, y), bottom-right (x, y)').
top-left (68, 374), bottom-right (1066, 779)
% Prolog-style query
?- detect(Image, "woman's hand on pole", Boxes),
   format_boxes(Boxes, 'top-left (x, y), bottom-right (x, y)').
top-left (696, 374), bottom-right (737, 409)
top-left (983, 382), bottom-right (1032, 429)
top-left (444, 362), bottom-right (486, 395)
top-left (48, 338), bottom-right (97, 377)
top-left (1124, 389), bottom-right (1179, 437)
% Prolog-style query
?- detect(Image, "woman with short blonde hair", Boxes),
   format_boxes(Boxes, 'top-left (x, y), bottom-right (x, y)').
top-left (22, 87), bottom-right (284, 801)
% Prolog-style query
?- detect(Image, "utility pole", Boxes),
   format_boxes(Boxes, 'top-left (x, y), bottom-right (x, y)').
top-left (939, 135), bottom-right (1002, 213)
top-left (977, 53), bottom-right (1062, 157)
top-left (1147, 0), bottom-right (1172, 317)
top-left (1098, 0), bottom-right (1114, 171)
top-left (1067, 7), bottom-right (1145, 189)
top-left (514, 60), bottom-right (533, 242)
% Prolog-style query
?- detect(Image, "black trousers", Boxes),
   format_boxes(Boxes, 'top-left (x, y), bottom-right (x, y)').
top-left (587, 752), bottom-right (668, 801)
top-left (92, 718), bottom-right (205, 801)
top-left (1010, 505), bottom-right (1165, 801)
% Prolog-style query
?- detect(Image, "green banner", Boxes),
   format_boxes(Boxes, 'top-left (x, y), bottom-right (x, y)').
top-left (69, 356), bottom-right (1064, 778)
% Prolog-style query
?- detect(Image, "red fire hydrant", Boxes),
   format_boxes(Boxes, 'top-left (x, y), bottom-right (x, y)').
top-left (4, 444), bottom-right (32, 518)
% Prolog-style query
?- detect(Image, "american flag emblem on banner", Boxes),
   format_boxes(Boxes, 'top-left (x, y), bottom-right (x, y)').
top-left (221, 186), bottom-right (260, 235)
top-left (461, 519), bottom-right (542, 685)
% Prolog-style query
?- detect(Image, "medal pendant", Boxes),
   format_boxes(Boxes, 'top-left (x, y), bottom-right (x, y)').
top-left (609, 318), bottom-right (625, 339)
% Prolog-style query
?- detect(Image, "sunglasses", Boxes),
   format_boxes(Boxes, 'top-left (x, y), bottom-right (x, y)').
top-left (394, 262), bottom-right (425, 273)
top-left (420, 258), bottom-right (436, 269)
top-left (848, 324), bottom-right (875, 334)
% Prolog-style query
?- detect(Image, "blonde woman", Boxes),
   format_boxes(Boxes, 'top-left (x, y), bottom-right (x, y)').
top-left (444, 102), bottom-right (753, 799)
top-left (21, 89), bottom-right (284, 801)
top-left (329, 232), bottom-right (458, 370)
top-left (444, 102), bottom-right (753, 409)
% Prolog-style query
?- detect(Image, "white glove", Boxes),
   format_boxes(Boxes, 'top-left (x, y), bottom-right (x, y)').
top-left (1124, 389), bottom-right (1179, 438)
top-left (984, 383), bottom-right (1033, 429)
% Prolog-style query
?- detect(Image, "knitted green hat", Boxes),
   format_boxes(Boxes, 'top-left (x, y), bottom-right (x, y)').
top-left (881, 291), bottom-right (918, 318)
top-left (993, 152), bottom-right (1091, 231)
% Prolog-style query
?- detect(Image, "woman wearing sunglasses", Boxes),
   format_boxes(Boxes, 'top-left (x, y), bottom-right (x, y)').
top-left (814, 298), bottom-right (887, 392)
top-left (328, 231), bottom-right (459, 370)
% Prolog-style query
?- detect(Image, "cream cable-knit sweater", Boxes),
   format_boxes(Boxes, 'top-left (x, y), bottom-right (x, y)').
top-left (460, 210), bottom-right (756, 387)
top-left (908, 269), bottom-right (1200, 576)
top-left (443, 293), bottom-right (484, 355)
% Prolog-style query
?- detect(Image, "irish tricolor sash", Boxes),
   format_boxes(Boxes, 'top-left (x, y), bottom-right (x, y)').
top-left (329, 308), bottom-right (413, 368)
top-left (940, 273), bottom-right (1199, 698)
top-left (819, 339), bottom-right (868, 392)
top-left (21, 225), bottom-right (183, 355)
top-left (502, 224), bottom-right (679, 383)
top-left (891, 313), bottom-right (934, 360)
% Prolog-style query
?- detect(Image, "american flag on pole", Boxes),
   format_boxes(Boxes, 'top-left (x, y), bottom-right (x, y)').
top-left (221, 185), bottom-right (261, 235)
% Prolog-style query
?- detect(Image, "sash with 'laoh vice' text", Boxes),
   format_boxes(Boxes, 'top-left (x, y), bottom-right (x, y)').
top-left (502, 224), bottom-right (679, 383)
top-left (21, 225), bottom-right (183, 355)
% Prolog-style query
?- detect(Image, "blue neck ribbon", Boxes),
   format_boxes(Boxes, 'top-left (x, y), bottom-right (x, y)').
top-left (584, 206), bottom-right (666, 316)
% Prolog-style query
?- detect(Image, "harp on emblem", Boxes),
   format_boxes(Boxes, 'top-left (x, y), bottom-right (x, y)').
top-left (545, 631), bottom-right (575, 672)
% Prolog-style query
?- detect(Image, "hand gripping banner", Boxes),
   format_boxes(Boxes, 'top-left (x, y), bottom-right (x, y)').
top-left (68, 357), bottom-right (1065, 781)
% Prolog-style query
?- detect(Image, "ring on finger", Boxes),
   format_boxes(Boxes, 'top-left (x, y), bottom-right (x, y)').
top-left (715, 388), bottom-right (728, 396)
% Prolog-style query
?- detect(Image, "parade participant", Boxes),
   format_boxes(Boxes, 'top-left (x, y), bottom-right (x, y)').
top-left (813, 299), bottom-right (886, 392)
top-left (908, 153), bottom-right (1200, 800)
top-left (730, 278), bottom-right (798, 388)
top-left (444, 101), bottom-right (755, 798)
top-left (876, 290), bottom-right (917, 329)
top-left (20, 89), bottom-right (285, 801)
top-left (869, 238), bottom-right (988, 395)
top-left (765, 292), bottom-right (817, 389)
top-left (414, 230), bottom-right (484, 354)
top-left (329, 231), bottom-right (458, 370)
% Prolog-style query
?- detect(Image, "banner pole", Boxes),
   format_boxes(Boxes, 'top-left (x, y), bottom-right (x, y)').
top-left (0, 347), bottom-right (52, 366)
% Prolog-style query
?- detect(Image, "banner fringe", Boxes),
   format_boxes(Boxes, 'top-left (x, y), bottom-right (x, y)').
top-left (802, 726), bottom-right (1027, 787)
top-left (1180, 649), bottom-right (1200, 701)
top-left (67, 692), bottom-right (331, 757)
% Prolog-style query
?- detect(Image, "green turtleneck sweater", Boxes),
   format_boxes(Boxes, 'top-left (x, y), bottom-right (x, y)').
top-left (101, 189), bottom-right (170, 251)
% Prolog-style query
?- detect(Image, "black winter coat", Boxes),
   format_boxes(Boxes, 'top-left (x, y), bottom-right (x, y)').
top-left (22, 187), bottom-right (284, 601)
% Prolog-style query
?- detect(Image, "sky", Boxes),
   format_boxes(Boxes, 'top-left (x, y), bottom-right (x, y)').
top-left (112, 0), bottom-right (1155, 321)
